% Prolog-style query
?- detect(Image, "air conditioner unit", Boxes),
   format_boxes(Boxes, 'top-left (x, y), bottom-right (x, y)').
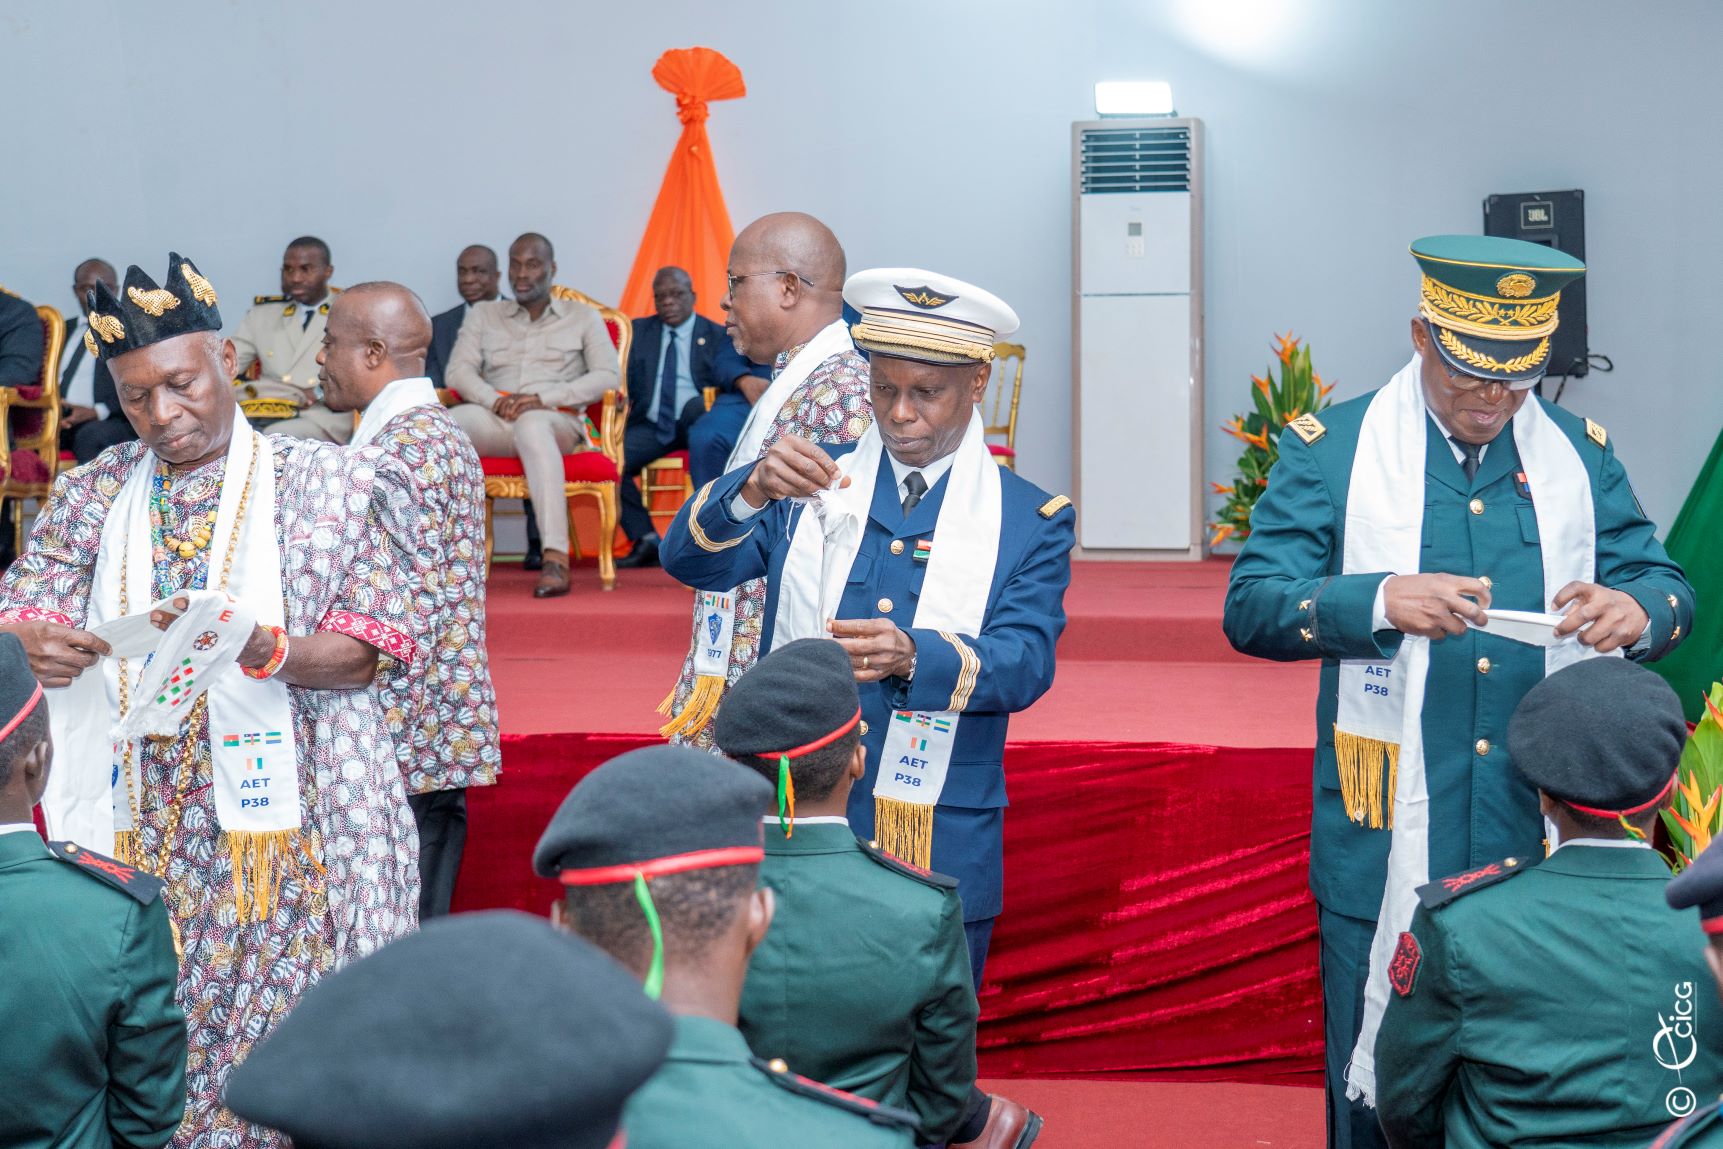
top-left (1071, 118), bottom-right (1204, 559)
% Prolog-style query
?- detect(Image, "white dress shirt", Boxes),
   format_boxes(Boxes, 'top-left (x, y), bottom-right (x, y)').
top-left (0, 822), bottom-right (39, 836)
top-left (63, 317), bottom-right (110, 419)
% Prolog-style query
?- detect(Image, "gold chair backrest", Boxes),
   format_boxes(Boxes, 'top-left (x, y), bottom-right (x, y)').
top-left (11, 305), bottom-right (67, 469)
top-left (550, 285), bottom-right (631, 467)
top-left (983, 341), bottom-right (1025, 453)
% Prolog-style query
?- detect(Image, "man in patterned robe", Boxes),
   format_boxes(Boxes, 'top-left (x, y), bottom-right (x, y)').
top-left (319, 281), bottom-right (499, 919)
top-left (0, 255), bottom-right (419, 1149)
top-left (659, 213), bottom-right (871, 746)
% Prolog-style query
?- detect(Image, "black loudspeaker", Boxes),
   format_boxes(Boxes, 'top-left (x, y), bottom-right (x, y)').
top-left (1483, 189), bottom-right (1588, 378)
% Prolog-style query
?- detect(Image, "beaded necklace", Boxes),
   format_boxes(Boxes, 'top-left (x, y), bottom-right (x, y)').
top-left (148, 462), bottom-right (221, 587)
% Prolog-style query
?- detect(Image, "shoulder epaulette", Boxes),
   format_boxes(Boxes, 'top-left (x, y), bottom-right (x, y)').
top-left (253, 294), bottom-right (286, 305)
top-left (1038, 494), bottom-right (1073, 519)
top-left (858, 837), bottom-right (959, 890)
top-left (1287, 413), bottom-right (1326, 445)
top-left (1585, 418), bottom-right (1608, 449)
top-left (47, 841), bottom-right (164, 904)
top-left (1415, 855), bottom-right (1532, 910)
top-left (751, 1057), bottom-right (921, 1130)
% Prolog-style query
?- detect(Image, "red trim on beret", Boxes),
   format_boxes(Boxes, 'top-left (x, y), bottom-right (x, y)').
top-left (759, 707), bottom-right (862, 761)
top-left (558, 845), bottom-right (765, 887)
top-left (0, 683), bottom-right (43, 743)
top-left (1700, 915), bottom-right (1723, 937)
top-left (1562, 771), bottom-right (1677, 820)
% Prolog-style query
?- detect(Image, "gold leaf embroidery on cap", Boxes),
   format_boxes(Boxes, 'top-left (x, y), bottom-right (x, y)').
top-left (89, 312), bottom-right (126, 342)
top-left (182, 266), bottom-right (218, 306)
top-left (127, 287), bottom-right (181, 316)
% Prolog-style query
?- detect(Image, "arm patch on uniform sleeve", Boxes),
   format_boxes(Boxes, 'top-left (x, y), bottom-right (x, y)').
top-left (1389, 931), bottom-right (1421, 996)
top-left (1414, 856), bottom-right (1530, 909)
top-left (47, 841), bottom-right (165, 904)
top-left (1038, 494), bottom-right (1072, 519)
top-left (751, 1057), bottom-right (921, 1131)
top-left (858, 837), bottom-right (959, 890)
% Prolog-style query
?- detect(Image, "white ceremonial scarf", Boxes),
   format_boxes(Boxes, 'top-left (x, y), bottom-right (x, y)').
top-left (1343, 357), bottom-right (1614, 1107)
top-left (771, 409), bottom-right (1000, 865)
top-left (723, 318), bottom-right (854, 471)
top-left (350, 376), bottom-right (437, 449)
top-left (42, 419), bottom-right (302, 917)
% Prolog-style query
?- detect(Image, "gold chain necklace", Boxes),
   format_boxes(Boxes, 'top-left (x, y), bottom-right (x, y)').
top-left (115, 436), bottom-right (259, 882)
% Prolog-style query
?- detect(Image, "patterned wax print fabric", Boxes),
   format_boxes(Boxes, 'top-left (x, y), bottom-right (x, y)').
top-left (370, 404), bottom-right (500, 794)
top-left (667, 344), bottom-right (871, 749)
top-left (0, 435), bottom-right (422, 1149)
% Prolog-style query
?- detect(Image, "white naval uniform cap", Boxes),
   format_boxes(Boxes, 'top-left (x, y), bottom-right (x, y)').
top-left (843, 267), bottom-right (1020, 365)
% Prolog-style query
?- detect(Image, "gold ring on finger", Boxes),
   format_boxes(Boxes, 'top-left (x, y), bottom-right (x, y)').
top-left (862, 656), bottom-right (870, 670)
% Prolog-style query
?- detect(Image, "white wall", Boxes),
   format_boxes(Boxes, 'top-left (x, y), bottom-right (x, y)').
top-left (4, 0), bottom-right (1718, 526)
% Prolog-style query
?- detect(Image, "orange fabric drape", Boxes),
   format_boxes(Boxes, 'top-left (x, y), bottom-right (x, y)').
top-left (618, 48), bottom-right (746, 319)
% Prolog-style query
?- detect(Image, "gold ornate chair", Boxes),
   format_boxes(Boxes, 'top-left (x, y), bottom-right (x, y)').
top-left (983, 341), bottom-right (1025, 471)
top-left (2, 305), bottom-right (67, 551)
top-left (475, 285), bottom-right (631, 590)
top-left (637, 385), bottom-right (716, 532)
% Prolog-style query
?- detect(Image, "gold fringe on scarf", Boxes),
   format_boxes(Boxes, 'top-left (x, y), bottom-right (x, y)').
top-left (227, 829), bottom-right (302, 922)
top-left (874, 796), bottom-right (935, 870)
top-left (657, 675), bottom-right (724, 740)
top-left (112, 829), bottom-right (141, 867)
top-left (1334, 727), bottom-right (1399, 829)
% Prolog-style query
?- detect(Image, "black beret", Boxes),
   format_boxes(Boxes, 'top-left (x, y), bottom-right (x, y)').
top-left (83, 252), bottom-right (222, 363)
top-left (0, 632), bottom-right (43, 739)
top-left (714, 638), bottom-right (861, 760)
top-left (533, 745), bottom-right (773, 881)
top-left (1507, 658), bottom-right (1686, 816)
top-left (223, 911), bottom-right (671, 1149)
top-left (1668, 841), bottom-right (1723, 930)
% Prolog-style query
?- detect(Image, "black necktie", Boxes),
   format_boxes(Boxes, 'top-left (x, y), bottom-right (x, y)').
top-left (901, 471), bottom-right (928, 514)
top-left (655, 329), bottom-right (679, 444)
top-left (301, 307), bottom-right (314, 332)
top-left (1456, 439), bottom-right (1482, 483)
top-left (61, 331), bottom-right (86, 388)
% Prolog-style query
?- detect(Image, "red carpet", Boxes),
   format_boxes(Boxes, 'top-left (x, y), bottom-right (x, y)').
top-left (459, 560), bottom-right (1326, 1087)
top-left (975, 1079), bottom-right (1322, 1149)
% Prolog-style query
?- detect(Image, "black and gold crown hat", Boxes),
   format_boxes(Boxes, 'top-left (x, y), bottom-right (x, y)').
top-left (82, 252), bottom-right (222, 361)
top-left (1411, 235), bottom-right (1584, 383)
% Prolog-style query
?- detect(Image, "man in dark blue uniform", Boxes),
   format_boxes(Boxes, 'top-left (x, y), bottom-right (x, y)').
top-left (662, 267), bottom-right (1073, 986)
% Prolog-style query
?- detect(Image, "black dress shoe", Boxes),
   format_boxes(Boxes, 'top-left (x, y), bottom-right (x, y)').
top-left (521, 543), bottom-right (543, 571)
top-left (616, 532), bottom-right (661, 569)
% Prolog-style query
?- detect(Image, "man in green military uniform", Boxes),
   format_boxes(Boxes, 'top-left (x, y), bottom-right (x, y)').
top-left (1224, 235), bottom-right (1695, 1149)
top-left (535, 745), bottom-right (921, 1148)
top-left (715, 638), bottom-right (1041, 1148)
top-left (226, 911), bottom-right (673, 1149)
top-left (1375, 658), bottom-right (1721, 1149)
top-left (0, 632), bottom-right (186, 1149)
top-left (229, 236), bottom-right (350, 442)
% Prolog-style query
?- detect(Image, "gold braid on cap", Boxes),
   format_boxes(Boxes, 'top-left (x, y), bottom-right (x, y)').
top-left (127, 286), bottom-right (181, 317)
top-left (182, 265), bottom-right (218, 306)
top-left (88, 312), bottom-right (126, 343)
top-left (1437, 327), bottom-right (1551, 375)
top-left (1419, 276), bottom-right (1560, 340)
top-left (851, 311), bottom-right (996, 365)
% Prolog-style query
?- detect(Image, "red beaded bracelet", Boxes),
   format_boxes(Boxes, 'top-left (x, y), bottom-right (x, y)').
top-left (241, 625), bottom-right (290, 681)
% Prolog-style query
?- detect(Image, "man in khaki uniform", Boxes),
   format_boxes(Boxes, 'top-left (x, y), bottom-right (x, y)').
top-left (447, 231), bottom-right (620, 597)
top-left (230, 235), bottom-right (351, 442)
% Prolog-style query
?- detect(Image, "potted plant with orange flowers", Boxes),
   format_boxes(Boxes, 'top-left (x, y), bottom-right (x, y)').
top-left (1209, 333), bottom-right (1334, 550)
top-left (1661, 682), bottom-right (1723, 871)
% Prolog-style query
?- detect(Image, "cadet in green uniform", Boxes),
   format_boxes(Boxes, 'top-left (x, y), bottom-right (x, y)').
top-left (1375, 659), bottom-right (1720, 1149)
top-left (534, 745), bottom-right (920, 1149)
top-left (0, 633), bottom-right (186, 1149)
top-left (225, 911), bottom-right (671, 1149)
top-left (1658, 818), bottom-right (1723, 1147)
top-left (716, 638), bottom-right (1041, 1148)
top-left (228, 236), bottom-right (350, 442)
top-left (1224, 235), bottom-right (1694, 1149)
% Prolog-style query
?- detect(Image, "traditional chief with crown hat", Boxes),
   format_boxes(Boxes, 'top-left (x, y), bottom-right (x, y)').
top-left (663, 266), bottom-right (1075, 988)
top-left (1222, 233), bottom-right (1695, 1149)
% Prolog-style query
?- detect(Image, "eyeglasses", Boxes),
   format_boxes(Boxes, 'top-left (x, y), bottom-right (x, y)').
top-left (725, 270), bottom-right (816, 294)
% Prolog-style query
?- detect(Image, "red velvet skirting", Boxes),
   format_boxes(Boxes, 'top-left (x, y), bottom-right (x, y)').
top-left (454, 734), bottom-right (1323, 1085)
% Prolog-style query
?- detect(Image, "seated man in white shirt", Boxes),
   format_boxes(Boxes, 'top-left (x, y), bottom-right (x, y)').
top-left (60, 259), bottom-right (138, 464)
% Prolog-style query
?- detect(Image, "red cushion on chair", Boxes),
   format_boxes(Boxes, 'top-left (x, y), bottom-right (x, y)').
top-left (9, 449), bottom-right (51, 484)
top-left (987, 443), bottom-right (1017, 458)
top-left (479, 453), bottom-right (620, 483)
top-left (13, 386), bottom-right (43, 402)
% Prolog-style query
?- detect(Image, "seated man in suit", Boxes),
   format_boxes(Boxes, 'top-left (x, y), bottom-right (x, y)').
top-left (0, 284), bottom-right (43, 391)
top-left (60, 258), bottom-right (138, 463)
top-left (447, 232), bottom-right (620, 598)
top-left (425, 244), bottom-right (501, 389)
top-left (618, 266), bottom-right (729, 568)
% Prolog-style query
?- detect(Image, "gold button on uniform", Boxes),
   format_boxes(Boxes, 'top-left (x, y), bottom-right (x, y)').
top-left (1668, 593), bottom-right (1680, 609)
top-left (877, 598), bottom-right (893, 614)
top-left (1475, 739), bottom-right (1490, 756)
top-left (890, 540), bottom-right (905, 555)
top-left (1673, 625), bottom-right (1683, 640)
top-left (1476, 657), bottom-right (1491, 674)
top-left (1298, 599), bottom-right (1312, 611)
top-left (1469, 498), bottom-right (1485, 515)
top-left (768, 1058), bottom-right (788, 1074)
top-left (1300, 627), bottom-right (1314, 642)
